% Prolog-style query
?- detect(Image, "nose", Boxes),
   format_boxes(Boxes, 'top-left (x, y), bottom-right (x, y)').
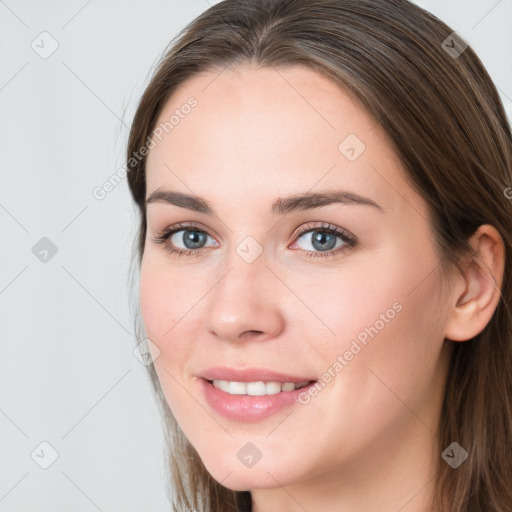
top-left (203, 252), bottom-right (285, 343)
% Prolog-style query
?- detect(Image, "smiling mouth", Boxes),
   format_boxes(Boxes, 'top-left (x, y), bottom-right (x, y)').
top-left (206, 379), bottom-right (315, 396)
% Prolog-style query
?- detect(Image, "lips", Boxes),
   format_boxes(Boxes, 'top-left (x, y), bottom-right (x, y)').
top-left (196, 366), bottom-right (319, 421)
top-left (199, 377), bottom-right (318, 422)
top-left (198, 366), bottom-right (317, 384)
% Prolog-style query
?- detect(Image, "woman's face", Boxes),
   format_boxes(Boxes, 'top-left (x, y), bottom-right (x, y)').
top-left (140, 63), bottom-right (454, 494)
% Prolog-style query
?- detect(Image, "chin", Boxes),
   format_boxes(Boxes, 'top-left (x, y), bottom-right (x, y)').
top-left (211, 471), bottom-right (283, 492)
top-left (201, 454), bottom-right (296, 492)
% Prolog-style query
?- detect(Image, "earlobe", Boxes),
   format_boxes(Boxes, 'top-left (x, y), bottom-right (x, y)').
top-left (444, 224), bottom-right (505, 342)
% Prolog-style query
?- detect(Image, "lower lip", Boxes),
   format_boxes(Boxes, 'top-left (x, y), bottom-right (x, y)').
top-left (199, 379), bottom-right (317, 422)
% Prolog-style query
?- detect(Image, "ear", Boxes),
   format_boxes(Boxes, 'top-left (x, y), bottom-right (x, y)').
top-left (444, 224), bottom-right (505, 342)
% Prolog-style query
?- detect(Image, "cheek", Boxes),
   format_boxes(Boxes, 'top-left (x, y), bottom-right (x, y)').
top-left (319, 235), bottom-right (445, 357)
top-left (139, 262), bottom-right (196, 417)
top-left (139, 257), bottom-right (190, 360)
top-left (308, 241), bottom-right (446, 389)
top-left (139, 263), bottom-right (167, 344)
top-left (295, 264), bottom-right (404, 357)
top-left (320, 254), bottom-right (446, 421)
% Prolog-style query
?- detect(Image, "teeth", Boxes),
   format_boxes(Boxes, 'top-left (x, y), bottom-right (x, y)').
top-left (246, 381), bottom-right (266, 395)
top-left (228, 381), bottom-right (246, 395)
top-left (212, 379), bottom-right (311, 396)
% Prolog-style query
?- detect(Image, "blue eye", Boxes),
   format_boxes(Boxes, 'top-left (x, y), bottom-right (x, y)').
top-left (291, 222), bottom-right (357, 259)
top-left (152, 223), bottom-right (217, 258)
top-left (151, 222), bottom-right (357, 259)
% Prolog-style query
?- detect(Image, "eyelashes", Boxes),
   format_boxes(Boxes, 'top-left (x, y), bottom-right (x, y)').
top-left (151, 221), bottom-right (358, 259)
top-left (292, 222), bottom-right (357, 257)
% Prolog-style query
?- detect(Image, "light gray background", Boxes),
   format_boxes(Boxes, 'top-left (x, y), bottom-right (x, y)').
top-left (1, 1), bottom-right (511, 511)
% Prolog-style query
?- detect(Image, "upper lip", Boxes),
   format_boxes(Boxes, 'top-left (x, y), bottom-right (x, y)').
top-left (198, 366), bottom-right (317, 384)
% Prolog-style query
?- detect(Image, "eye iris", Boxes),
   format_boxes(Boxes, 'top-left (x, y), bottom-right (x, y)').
top-left (312, 231), bottom-right (336, 251)
top-left (183, 230), bottom-right (206, 249)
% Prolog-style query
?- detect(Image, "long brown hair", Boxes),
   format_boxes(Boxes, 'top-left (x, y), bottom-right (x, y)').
top-left (126, 1), bottom-right (512, 510)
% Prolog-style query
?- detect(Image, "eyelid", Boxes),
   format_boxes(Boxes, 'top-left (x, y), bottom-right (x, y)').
top-left (152, 221), bottom-right (218, 241)
top-left (291, 222), bottom-right (356, 244)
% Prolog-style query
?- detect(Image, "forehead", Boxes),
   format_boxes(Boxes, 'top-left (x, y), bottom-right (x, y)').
top-left (145, 63), bottom-right (422, 219)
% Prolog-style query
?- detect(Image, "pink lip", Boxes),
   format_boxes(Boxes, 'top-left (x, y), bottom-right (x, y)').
top-left (196, 366), bottom-right (318, 422)
top-left (198, 366), bottom-right (316, 383)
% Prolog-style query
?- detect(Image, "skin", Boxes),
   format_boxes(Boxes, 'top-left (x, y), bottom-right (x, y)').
top-left (139, 63), bottom-right (505, 512)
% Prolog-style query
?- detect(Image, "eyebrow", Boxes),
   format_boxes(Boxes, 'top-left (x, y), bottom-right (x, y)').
top-left (145, 188), bottom-right (384, 215)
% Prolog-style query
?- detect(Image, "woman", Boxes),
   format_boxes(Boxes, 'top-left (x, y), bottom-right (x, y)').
top-left (126, 0), bottom-right (512, 510)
